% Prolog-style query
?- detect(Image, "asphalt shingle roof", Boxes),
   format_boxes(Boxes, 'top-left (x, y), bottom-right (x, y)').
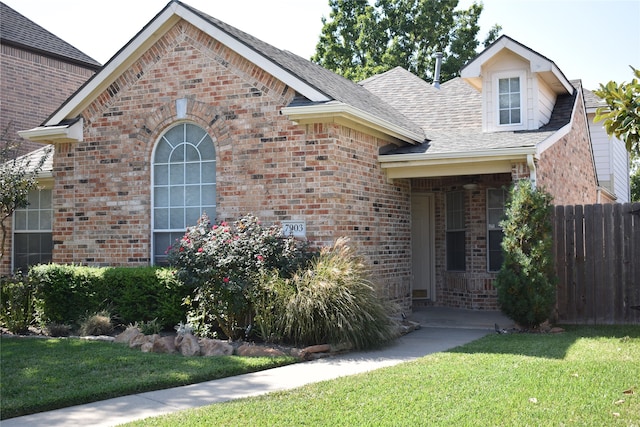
top-left (361, 67), bottom-right (578, 155)
top-left (0, 1), bottom-right (101, 68)
top-left (178, 1), bottom-right (425, 140)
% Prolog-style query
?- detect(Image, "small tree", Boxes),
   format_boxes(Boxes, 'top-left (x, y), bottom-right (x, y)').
top-left (167, 213), bottom-right (310, 339)
top-left (494, 180), bottom-right (557, 329)
top-left (0, 123), bottom-right (51, 262)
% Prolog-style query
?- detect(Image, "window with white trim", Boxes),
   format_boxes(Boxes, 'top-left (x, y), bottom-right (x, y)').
top-left (498, 77), bottom-right (521, 125)
top-left (487, 188), bottom-right (507, 271)
top-left (13, 189), bottom-right (53, 272)
top-left (446, 191), bottom-right (465, 271)
top-left (152, 123), bottom-right (216, 264)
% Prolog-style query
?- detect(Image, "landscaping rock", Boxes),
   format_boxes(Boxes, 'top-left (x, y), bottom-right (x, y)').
top-left (236, 343), bottom-right (287, 357)
top-left (152, 336), bottom-right (177, 354)
top-left (129, 333), bottom-right (150, 349)
top-left (300, 344), bottom-right (331, 360)
top-left (114, 327), bottom-right (142, 345)
top-left (140, 342), bottom-right (153, 353)
top-left (200, 338), bottom-right (233, 356)
top-left (175, 333), bottom-right (200, 356)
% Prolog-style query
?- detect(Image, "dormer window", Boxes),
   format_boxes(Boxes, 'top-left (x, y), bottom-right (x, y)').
top-left (498, 77), bottom-right (521, 125)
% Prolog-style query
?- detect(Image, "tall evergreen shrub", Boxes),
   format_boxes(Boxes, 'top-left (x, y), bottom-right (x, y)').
top-left (494, 180), bottom-right (557, 329)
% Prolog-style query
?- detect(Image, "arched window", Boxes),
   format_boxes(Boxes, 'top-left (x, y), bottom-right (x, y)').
top-left (152, 123), bottom-right (216, 264)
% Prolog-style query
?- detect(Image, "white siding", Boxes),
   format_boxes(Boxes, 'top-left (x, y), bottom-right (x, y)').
top-left (536, 78), bottom-right (556, 127)
top-left (588, 112), bottom-right (630, 202)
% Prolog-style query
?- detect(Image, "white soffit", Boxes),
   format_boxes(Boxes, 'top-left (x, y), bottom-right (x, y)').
top-left (18, 119), bottom-right (83, 143)
top-left (378, 146), bottom-right (537, 179)
top-left (45, 3), bottom-right (329, 126)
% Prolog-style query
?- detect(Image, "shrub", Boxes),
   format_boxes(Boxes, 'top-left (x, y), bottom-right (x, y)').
top-left (30, 265), bottom-right (187, 329)
top-left (136, 318), bottom-right (162, 335)
top-left (30, 264), bottom-right (105, 325)
top-left (168, 213), bottom-right (311, 339)
top-left (277, 237), bottom-right (398, 349)
top-left (78, 310), bottom-right (113, 336)
top-left (105, 267), bottom-right (187, 329)
top-left (494, 180), bottom-right (557, 329)
top-left (249, 270), bottom-right (296, 342)
top-left (0, 275), bottom-right (35, 334)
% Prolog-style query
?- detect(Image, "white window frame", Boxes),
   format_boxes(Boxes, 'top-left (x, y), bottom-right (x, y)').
top-left (12, 187), bottom-right (53, 272)
top-left (494, 71), bottom-right (526, 130)
top-left (151, 122), bottom-right (216, 265)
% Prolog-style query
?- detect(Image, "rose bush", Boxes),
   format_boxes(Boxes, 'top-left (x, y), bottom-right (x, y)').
top-left (167, 213), bottom-right (311, 339)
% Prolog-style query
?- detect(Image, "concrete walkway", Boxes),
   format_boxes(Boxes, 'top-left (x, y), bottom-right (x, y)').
top-left (3, 308), bottom-right (513, 427)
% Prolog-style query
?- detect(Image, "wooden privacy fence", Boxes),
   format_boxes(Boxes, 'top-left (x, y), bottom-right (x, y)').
top-left (553, 203), bottom-right (640, 324)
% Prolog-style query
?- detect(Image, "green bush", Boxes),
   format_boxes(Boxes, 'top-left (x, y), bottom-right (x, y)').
top-left (30, 264), bottom-right (107, 325)
top-left (273, 237), bottom-right (398, 350)
top-left (168, 213), bottom-right (311, 339)
top-left (494, 180), bottom-right (557, 329)
top-left (105, 267), bottom-right (187, 329)
top-left (0, 275), bottom-right (36, 334)
top-left (30, 264), bottom-right (187, 329)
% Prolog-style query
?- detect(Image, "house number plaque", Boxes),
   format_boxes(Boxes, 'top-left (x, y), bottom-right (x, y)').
top-left (282, 220), bottom-right (306, 238)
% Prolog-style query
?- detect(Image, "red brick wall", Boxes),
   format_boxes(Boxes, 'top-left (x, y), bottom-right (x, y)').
top-left (536, 92), bottom-right (600, 205)
top-left (44, 21), bottom-right (413, 309)
top-left (0, 44), bottom-right (97, 154)
top-left (0, 44), bottom-right (96, 274)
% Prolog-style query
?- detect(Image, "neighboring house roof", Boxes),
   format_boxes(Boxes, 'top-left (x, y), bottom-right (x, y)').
top-left (0, 1), bottom-right (101, 69)
top-left (583, 88), bottom-right (607, 112)
top-left (21, 0), bottom-right (424, 144)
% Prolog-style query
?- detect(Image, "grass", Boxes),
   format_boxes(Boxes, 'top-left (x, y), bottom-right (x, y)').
top-left (123, 325), bottom-right (640, 427)
top-left (0, 337), bottom-right (296, 419)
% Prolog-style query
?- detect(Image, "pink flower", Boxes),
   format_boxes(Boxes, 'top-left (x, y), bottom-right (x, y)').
top-left (213, 225), bottom-right (218, 230)
top-left (197, 247), bottom-right (203, 253)
top-left (179, 247), bottom-right (184, 252)
top-left (223, 277), bottom-right (230, 283)
top-left (257, 255), bottom-right (264, 261)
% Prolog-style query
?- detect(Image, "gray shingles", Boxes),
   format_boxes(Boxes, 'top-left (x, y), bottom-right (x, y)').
top-left (362, 67), bottom-right (578, 156)
top-left (178, 1), bottom-right (425, 140)
top-left (0, 2), bottom-right (101, 68)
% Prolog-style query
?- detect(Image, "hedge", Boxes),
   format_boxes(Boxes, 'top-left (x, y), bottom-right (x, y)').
top-left (29, 264), bottom-right (188, 329)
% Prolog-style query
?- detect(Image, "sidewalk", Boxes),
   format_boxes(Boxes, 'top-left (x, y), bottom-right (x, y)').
top-left (2, 308), bottom-right (512, 427)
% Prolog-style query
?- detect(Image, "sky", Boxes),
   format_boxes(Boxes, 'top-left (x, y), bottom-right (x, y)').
top-left (3, 0), bottom-right (640, 90)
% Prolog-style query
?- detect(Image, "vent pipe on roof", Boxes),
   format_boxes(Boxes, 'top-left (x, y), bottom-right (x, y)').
top-left (433, 52), bottom-right (443, 89)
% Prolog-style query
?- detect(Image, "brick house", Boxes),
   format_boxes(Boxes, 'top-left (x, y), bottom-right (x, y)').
top-left (0, 1), bottom-right (100, 272)
top-left (14, 1), bottom-right (627, 312)
top-left (0, 1), bottom-right (101, 156)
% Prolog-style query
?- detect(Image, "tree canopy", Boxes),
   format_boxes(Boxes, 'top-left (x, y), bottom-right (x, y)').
top-left (312, 0), bottom-right (501, 83)
top-left (594, 66), bottom-right (640, 157)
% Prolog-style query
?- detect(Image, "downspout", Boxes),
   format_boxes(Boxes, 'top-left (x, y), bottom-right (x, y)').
top-left (527, 154), bottom-right (537, 189)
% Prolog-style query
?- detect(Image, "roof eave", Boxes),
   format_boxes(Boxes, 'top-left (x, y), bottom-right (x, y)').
top-left (18, 119), bottom-right (83, 143)
top-left (282, 102), bottom-right (425, 145)
top-left (378, 146), bottom-right (537, 179)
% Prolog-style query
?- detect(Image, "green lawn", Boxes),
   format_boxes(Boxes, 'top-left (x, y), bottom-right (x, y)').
top-left (0, 337), bottom-right (296, 419)
top-left (124, 325), bottom-right (640, 427)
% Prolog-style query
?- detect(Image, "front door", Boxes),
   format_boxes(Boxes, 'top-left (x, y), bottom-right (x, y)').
top-left (411, 193), bottom-right (435, 301)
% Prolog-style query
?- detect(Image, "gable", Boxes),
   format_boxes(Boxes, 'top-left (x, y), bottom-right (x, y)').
top-left (19, 0), bottom-right (423, 146)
